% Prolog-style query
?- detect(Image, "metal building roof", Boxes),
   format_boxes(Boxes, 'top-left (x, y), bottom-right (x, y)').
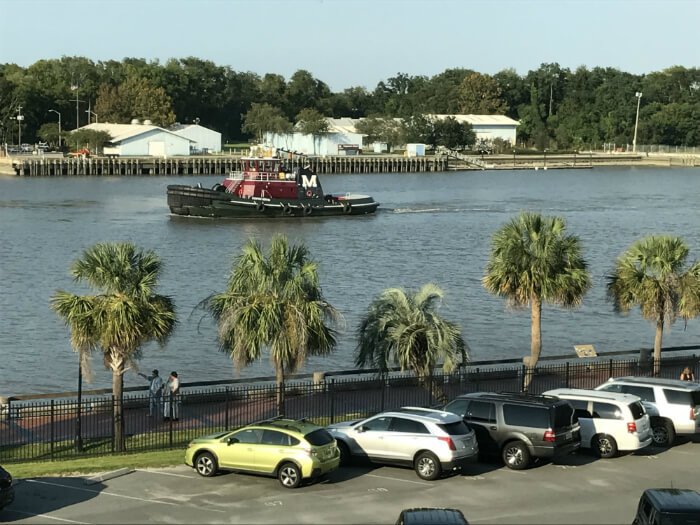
top-left (78, 123), bottom-right (192, 143)
top-left (426, 114), bottom-right (520, 126)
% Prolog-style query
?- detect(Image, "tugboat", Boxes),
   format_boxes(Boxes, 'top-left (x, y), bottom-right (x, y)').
top-left (167, 149), bottom-right (379, 218)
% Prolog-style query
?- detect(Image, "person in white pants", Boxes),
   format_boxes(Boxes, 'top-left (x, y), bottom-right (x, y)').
top-left (163, 371), bottom-right (180, 421)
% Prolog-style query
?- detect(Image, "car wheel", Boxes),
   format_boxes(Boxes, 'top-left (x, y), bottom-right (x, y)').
top-left (414, 451), bottom-right (442, 481)
top-left (593, 434), bottom-right (618, 459)
top-left (195, 452), bottom-right (218, 477)
top-left (337, 441), bottom-right (351, 466)
top-left (651, 420), bottom-right (675, 447)
top-left (278, 462), bottom-right (302, 489)
top-left (502, 441), bottom-right (531, 470)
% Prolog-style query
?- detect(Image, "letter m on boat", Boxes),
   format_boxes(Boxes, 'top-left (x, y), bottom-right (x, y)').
top-left (301, 174), bottom-right (318, 188)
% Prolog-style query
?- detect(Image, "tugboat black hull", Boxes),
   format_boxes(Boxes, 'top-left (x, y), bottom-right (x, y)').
top-left (167, 185), bottom-right (379, 218)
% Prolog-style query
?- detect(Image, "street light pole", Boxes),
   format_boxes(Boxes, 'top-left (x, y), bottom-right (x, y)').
top-left (49, 109), bottom-right (61, 148)
top-left (72, 84), bottom-right (80, 130)
top-left (633, 91), bottom-right (643, 153)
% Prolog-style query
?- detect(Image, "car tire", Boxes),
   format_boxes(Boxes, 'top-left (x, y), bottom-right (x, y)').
top-left (593, 434), bottom-right (618, 459)
top-left (278, 462), bottom-right (302, 489)
top-left (337, 441), bottom-right (351, 466)
top-left (414, 451), bottom-right (442, 481)
top-left (195, 452), bottom-right (218, 477)
top-left (502, 441), bottom-right (531, 470)
top-left (651, 419), bottom-right (676, 447)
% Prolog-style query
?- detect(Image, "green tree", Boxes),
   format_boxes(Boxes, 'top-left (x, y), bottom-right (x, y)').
top-left (355, 283), bottom-right (467, 403)
top-left (69, 129), bottom-right (112, 154)
top-left (431, 116), bottom-right (476, 149)
top-left (94, 76), bottom-right (176, 126)
top-left (37, 122), bottom-right (60, 148)
top-left (242, 103), bottom-right (292, 143)
top-left (50, 242), bottom-right (176, 452)
top-left (295, 108), bottom-right (329, 155)
top-left (206, 235), bottom-right (341, 415)
top-left (483, 212), bottom-right (591, 389)
top-left (607, 236), bottom-right (700, 374)
top-left (457, 72), bottom-right (508, 114)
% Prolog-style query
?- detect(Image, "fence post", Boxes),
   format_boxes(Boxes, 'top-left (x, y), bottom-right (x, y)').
top-left (381, 376), bottom-right (386, 412)
top-left (225, 387), bottom-right (230, 429)
top-left (609, 359), bottom-right (613, 379)
top-left (50, 400), bottom-right (55, 460)
top-left (111, 396), bottom-right (115, 453)
top-left (521, 365), bottom-right (527, 392)
top-left (565, 362), bottom-right (570, 388)
top-left (329, 379), bottom-right (335, 425)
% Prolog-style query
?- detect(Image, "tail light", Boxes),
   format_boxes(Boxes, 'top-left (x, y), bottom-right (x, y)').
top-left (543, 429), bottom-right (556, 442)
top-left (438, 436), bottom-right (456, 450)
top-left (627, 422), bottom-right (637, 433)
top-left (303, 447), bottom-right (318, 457)
top-left (690, 407), bottom-right (697, 421)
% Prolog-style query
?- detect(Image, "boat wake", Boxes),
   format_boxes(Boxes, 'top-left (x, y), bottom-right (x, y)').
top-left (391, 206), bottom-right (493, 214)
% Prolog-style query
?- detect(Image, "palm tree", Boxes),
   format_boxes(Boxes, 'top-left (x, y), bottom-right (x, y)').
top-left (483, 212), bottom-right (591, 390)
top-left (355, 283), bottom-right (467, 403)
top-left (607, 235), bottom-right (700, 374)
top-left (51, 242), bottom-right (176, 452)
top-left (206, 235), bottom-right (341, 415)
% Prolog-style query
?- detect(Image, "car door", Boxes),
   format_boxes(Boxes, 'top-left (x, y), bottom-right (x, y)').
top-left (463, 400), bottom-right (498, 455)
top-left (350, 416), bottom-right (393, 460)
top-left (591, 401), bottom-right (624, 443)
top-left (219, 428), bottom-right (263, 470)
top-left (256, 429), bottom-right (296, 474)
top-left (387, 417), bottom-right (431, 462)
top-left (568, 399), bottom-right (594, 447)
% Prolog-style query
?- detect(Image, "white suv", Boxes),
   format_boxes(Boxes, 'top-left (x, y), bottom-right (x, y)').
top-left (544, 388), bottom-right (653, 458)
top-left (595, 377), bottom-right (700, 446)
top-left (326, 407), bottom-right (479, 480)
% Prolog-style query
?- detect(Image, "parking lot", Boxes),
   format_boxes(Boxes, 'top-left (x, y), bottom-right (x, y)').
top-left (4, 440), bottom-right (700, 524)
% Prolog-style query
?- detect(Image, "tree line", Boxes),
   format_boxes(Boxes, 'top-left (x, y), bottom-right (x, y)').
top-left (52, 214), bottom-right (700, 451)
top-left (2, 57), bottom-right (699, 150)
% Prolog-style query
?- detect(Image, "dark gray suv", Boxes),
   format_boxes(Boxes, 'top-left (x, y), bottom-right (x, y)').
top-left (444, 392), bottom-right (581, 470)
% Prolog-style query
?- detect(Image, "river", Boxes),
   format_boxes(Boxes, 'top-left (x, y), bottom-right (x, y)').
top-left (1, 166), bottom-right (699, 395)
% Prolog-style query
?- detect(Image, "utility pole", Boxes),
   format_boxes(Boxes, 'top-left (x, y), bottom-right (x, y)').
top-left (72, 84), bottom-right (80, 130)
top-left (11, 106), bottom-right (24, 146)
top-left (633, 92), bottom-right (643, 153)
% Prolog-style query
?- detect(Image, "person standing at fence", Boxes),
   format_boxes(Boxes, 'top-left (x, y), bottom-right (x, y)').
top-left (138, 369), bottom-right (164, 417)
top-left (680, 367), bottom-right (695, 381)
top-left (164, 371), bottom-right (180, 421)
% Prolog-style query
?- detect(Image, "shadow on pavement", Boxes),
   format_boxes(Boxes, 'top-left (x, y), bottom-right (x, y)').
top-left (2, 475), bottom-right (107, 522)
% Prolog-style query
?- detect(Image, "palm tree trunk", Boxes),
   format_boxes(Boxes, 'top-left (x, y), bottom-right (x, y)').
top-left (276, 365), bottom-right (285, 417)
top-left (524, 295), bottom-right (543, 391)
top-left (112, 367), bottom-right (125, 452)
top-left (420, 371), bottom-right (448, 406)
top-left (654, 317), bottom-right (664, 376)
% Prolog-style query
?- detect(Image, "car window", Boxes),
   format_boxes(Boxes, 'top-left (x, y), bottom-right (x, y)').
top-left (438, 421), bottom-right (471, 435)
top-left (466, 401), bottom-right (496, 423)
top-left (444, 399), bottom-right (469, 417)
top-left (567, 399), bottom-right (588, 411)
top-left (503, 404), bottom-right (550, 428)
top-left (599, 383), bottom-right (624, 393)
top-left (362, 416), bottom-right (392, 431)
top-left (390, 417), bottom-right (430, 434)
top-left (304, 428), bottom-right (334, 446)
top-left (261, 430), bottom-right (293, 446)
top-left (233, 428), bottom-right (263, 444)
top-left (592, 402), bottom-right (623, 420)
top-left (662, 389), bottom-right (694, 406)
top-left (629, 401), bottom-right (646, 420)
top-left (553, 403), bottom-right (575, 428)
top-left (621, 385), bottom-right (656, 403)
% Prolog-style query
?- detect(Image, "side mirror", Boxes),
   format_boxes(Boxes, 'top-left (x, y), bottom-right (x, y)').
top-left (227, 437), bottom-right (239, 446)
top-left (356, 425), bottom-right (367, 433)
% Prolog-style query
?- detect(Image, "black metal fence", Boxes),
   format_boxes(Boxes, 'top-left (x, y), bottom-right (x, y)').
top-left (1, 354), bottom-right (697, 463)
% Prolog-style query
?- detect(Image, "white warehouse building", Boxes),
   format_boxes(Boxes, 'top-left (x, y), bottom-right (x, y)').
top-left (80, 122), bottom-right (191, 157)
top-left (426, 114), bottom-right (520, 145)
top-left (170, 123), bottom-right (222, 153)
top-left (264, 118), bottom-right (365, 156)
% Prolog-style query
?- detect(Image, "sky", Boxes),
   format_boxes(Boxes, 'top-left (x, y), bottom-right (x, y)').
top-left (0, 0), bottom-right (698, 91)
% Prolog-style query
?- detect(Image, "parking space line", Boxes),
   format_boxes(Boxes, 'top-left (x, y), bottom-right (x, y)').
top-left (26, 479), bottom-right (181, 506)
top-left (364, 474), bottom-right (432, 486)
top-left (3, 508), bottom-right (89, 524)
top-left (135, 469), bottom-right (196, 479)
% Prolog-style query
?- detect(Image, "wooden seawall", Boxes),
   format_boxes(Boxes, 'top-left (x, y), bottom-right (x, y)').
top-left (10, 156), bottom-right (449, 177)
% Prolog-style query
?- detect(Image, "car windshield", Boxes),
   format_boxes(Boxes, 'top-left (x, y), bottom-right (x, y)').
top-left (437, 421), bottom-right (471, 435)
top-left (304, 428), bottom-right (335, 446)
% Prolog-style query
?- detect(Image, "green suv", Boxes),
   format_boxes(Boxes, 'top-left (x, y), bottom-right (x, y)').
top-left (185, 418), bottom-right (340, 488)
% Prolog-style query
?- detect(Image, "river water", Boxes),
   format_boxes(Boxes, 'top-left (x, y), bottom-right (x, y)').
top-left (1, 166), bottom-right (700, 396)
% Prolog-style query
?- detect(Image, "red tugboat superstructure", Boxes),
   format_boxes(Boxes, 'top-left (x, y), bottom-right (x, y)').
top-left (167, 149), bottom-right (379, 218)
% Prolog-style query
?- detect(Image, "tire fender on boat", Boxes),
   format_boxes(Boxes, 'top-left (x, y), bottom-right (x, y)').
top-left (256, 201), bottom-right (266, 212)
top-left (342, 201), bottom-right (352, 214)
top-left (283, 203), bottom-right (293, 215)
top-left (303, 203), bottom-right (312, 216)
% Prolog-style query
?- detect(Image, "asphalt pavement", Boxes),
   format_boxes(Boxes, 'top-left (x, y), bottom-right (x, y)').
top-left (3, 440), bottom-right (700, 524)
